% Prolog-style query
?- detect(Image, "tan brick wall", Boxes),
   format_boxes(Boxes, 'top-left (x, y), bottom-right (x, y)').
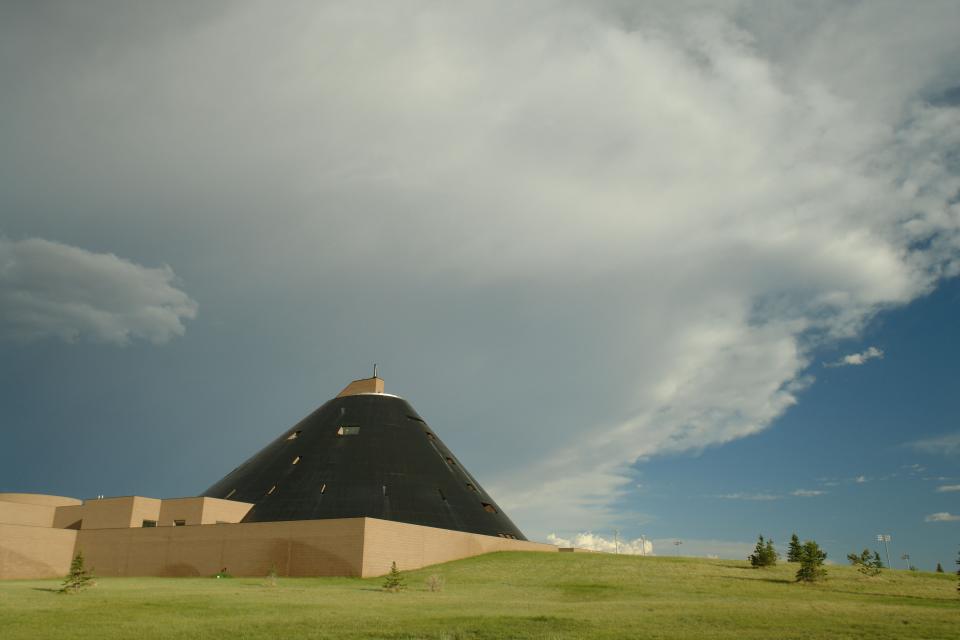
top-left (55, 496), bottom-right (163, 530)
top-left (0, 500), bottom-right (57, 528)
top-left (0, 493), bottom-right (81, 508)
top-left (76, 518), bottom-right (366, 577)
top-left (0, 523), bottom-right (77, 579)
top-left (158, 497), bottom-right (206, 526)
top-left (151, 497), bottom-right (254, 527)
top-left (52, 504), bottom-right (85, 529)
top-left (196, 498), bottom-right (253, 525)
top-left (360, 518), bottom-right (558, 577)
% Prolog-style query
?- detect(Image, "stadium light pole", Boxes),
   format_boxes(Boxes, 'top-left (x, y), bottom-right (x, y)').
top-left (614, 529), bottom-right (620, 555)
top-left (674, 540), bottom-right (682, 557)
top-left (901, 553), bottom-right (910, 570)
top-left (876, 534), bottom-right (891, 568)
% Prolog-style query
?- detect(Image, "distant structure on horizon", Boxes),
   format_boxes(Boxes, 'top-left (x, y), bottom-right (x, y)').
top-left (1, 376), bottom-right (567, 580)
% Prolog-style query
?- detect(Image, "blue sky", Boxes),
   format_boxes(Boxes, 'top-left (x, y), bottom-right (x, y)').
top-left (1, 1), bottom-right (959, 571)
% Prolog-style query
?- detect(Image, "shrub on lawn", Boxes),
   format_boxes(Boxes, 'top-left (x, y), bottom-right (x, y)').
top-left (265, 565), bottom-right (278, 587)
top-left (425, 574), bottom-right (445, 592)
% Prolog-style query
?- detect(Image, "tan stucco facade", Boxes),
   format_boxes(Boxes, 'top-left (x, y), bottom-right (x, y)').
top-left (0, 493), bottom-right (560, 580)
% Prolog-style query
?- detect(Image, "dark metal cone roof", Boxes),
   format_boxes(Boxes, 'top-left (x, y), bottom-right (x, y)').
top-left (202, 391), bottom-right (526, 540)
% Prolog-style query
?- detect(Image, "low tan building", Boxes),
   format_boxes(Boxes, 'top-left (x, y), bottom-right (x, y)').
top-left (0, 492), bottom-right (556, 580)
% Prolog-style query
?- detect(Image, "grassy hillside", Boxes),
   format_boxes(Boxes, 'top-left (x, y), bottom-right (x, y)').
top-left (1, 552), bottom-right (957, 639)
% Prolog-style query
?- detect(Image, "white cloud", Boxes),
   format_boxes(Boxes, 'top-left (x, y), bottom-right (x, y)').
top-left (909, 433), bottom-right (960, 457)
top-left (715, 492), bottom-right (780, 501)
top-left (0, 236), bottom-right (197, 345)
top-left (936, 485), bottom-right (960, 492)
top-left (825, 346), bottom-right (884, 367)
top-left (791, 489), bottom-right (826, 497)
top-left (547, 531), bottom-right (653, 556)
top-left (855, 475), bottom-right (868, 484)
top-left (2, 2), bottom-right (960, 536)
top-left (924, 512), bottom-right (960, 523)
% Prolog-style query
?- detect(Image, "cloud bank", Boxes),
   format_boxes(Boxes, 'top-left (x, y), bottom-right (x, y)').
top-left (924, 512), bottom-right (960, 523)
top-left (0, 236), bottom-right (197, 344)
top-left (547, 531), bottom-right (653, 556)
top-left (908, 433), bottom-right (960, 457)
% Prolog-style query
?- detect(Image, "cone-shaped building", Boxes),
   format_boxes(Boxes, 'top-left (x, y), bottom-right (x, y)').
top-left (203, 377), bottom-right (526, 540)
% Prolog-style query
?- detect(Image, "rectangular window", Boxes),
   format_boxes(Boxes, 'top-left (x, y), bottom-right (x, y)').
top-left (292, 456), bottom-right (301, 465)
top-left (320, 484), bottom-right (327, 494)
top-left (142, 520), bottom-right (157, 528)
top-left (465, 483), bottom-right (478, 493)
top-left (337, 425), bottom-right (360, 436)
top-left (174, 520), bottom-right (186, 527)
top-left (267, 485), bottom-right (277, 495)
top-left (481, 503), bottom-right (497, 514)
top-left (286, 430), bottom-right (301, 441)
top-left (224, 489), bottom-right (237, 499)
top-left (445, 457), bottom-right (457, 467)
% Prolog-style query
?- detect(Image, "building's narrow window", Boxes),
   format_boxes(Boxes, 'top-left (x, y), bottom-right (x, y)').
top-left (286, 430), bottom-right (301, 441)
top-left (465, 483), bottom-right (478, 493)
top-left (292, 456), bottom-right (301, 465)
top-left (142, 520), bottom-right (157, 528)
top-left (337, 425), bottom-right (360, 436)
top-left (481, 503), bottom-right (497, 514)
top-left (320, 484), bottom-right (327, 494)
top-left (445, 457), bottom-right (457, 467)
top-left (174, 519), bottom-right (186, 527)
top-left (224, 489), bottom-right (237, 499)
top-left (438, 488), bottom-right (447, 501)
top-left (407, 415), bottom-right (425, 423)
top-left (267, 485), bottom-right (277, 496)
top-left (425, 432), bottom-right (436, 441)
top-left (382, 485), bottom-right (387, 496)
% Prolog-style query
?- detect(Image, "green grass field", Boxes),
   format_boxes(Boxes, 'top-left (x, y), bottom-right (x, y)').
top-left (1, 552), bottom-right (957, 639)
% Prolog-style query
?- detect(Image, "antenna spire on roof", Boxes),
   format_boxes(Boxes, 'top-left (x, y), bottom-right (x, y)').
top-left (373, 363), bottom-right (378, 379)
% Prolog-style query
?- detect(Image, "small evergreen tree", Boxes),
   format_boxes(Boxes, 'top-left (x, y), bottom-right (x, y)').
top-left (795, 540), bottom-right (827, 583)
top-left (60, 552), bottom-right (95, 594)
top-left (787, 533), bottom-right (802, 563)
top-left (955, 548), bottom-right (959, 594)
top-left (847, 549), bottom-right (882, 576)
top-left (749, 535), bottom-right (779, 567)
top-left (764, 537), bottom-right (778, 566)
top-left (935, 562), bottom-right (943, 573)
top-left (382, 561), bottom-right (405, 592)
